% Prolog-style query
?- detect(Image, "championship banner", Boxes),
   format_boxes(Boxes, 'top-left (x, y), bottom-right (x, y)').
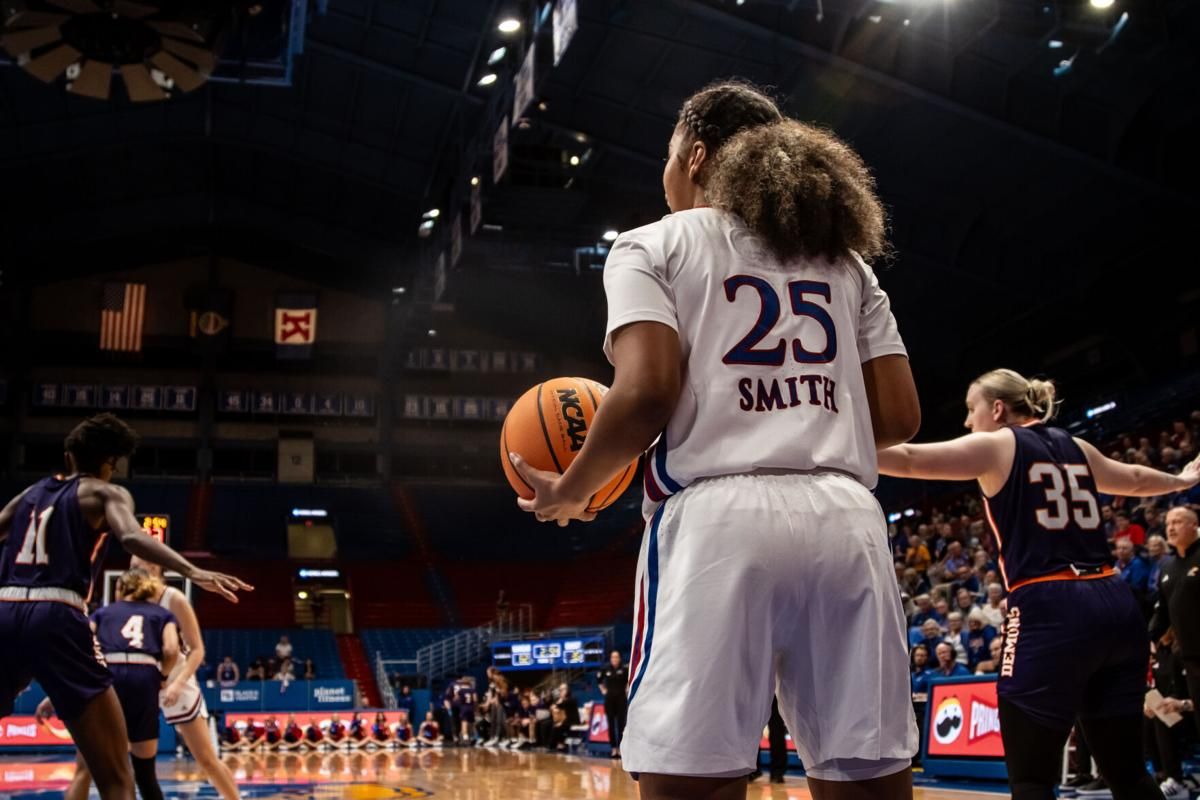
top-left (470, 180), bottom-right (482, 234)
top-left (552, 0), bottom-right (578, 66)
top-left (186, 287), bottom-right (232, 353)
top-left (513, 42), bottom-right (535, 122)
top-left (274, 293), bottom-right (318, 359)
top-left (450, 212), bottom-right (463, 267)
top-left (493, 115), bottom-right (509, 184)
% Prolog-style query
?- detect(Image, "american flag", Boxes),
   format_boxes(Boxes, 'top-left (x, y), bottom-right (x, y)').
top-left (99, 283), bottom-right (146, 352)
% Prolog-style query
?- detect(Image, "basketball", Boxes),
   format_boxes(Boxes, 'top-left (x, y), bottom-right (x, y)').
top-left (500, 377), bottom-right (638, 512)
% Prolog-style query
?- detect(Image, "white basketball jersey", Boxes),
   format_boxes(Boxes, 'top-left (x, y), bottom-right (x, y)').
top-left (602, 207), bottom-right (907, 513)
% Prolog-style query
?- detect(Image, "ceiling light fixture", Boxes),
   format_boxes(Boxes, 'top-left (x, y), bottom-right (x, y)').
top-left (498, 18), bottom-right (521, 33)
top-left (603, 230), bottom-right (619, 241)
top-left (488, 46), bottom-right (507, 65)
top-left (478, 73), bottom-right (498, 87)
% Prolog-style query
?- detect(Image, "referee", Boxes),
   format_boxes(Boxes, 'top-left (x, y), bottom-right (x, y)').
top-left (597, 650), bottom-right (628, 758)
top-left (1149, 506), bottom-right (1200, 728)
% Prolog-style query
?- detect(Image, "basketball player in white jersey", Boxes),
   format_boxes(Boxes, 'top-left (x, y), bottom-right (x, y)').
top-left (66, 554), bottom-right (242, 800)
top-left (512, 81), bottom-right (921, 800)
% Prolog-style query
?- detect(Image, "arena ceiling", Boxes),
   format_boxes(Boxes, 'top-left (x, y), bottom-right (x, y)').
top-left (2, 0), bottom-right (1197, 431)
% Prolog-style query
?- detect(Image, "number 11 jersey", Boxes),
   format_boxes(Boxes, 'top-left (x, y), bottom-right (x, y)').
top-left (602, 207), bottom-right (907, 511)
top-left (0, 475), bottom-right (108, 601)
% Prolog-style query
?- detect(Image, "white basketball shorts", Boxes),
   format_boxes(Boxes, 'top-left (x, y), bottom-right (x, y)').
top-left (160, 673), bottom-right (208, 726)
top-left (620, 471), bottom-right (917, 781)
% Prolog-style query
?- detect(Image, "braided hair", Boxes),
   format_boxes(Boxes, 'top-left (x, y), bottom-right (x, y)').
top-left (674, 80), bottom-right (783, 181)
top-left (677, 81), bottom-right (889, 264)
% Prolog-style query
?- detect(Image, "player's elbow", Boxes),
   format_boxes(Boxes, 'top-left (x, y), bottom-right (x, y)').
top-left (617, 376), bottom-right (679, 427)
top-left (875, 407), bottom-right (921, 450)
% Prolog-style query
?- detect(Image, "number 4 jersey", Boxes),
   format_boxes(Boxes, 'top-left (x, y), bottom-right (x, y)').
top-left (602, 207), bottom-right (907, 511)
top-left (0, 475), bottom-right (109, 602)
top-left (92, 601), bottom-right (176, 662)
top-left (981, 423), bottom-right (1111, 592)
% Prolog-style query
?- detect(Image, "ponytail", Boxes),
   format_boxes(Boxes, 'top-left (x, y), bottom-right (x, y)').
top-left (974, 369), bottom-right (1059, 423)
top-left (118, 568), bottom-right (164, 603)
top-left (706, 119), bottom-right (888, 264)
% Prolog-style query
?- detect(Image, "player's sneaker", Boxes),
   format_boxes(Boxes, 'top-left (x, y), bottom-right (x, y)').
top-left (1075, 777), bottom-right (1112, 798)
top-left (1064, 773), bottom-right (1097, 788)
top-left (1159, 778), bottom-right (1188, 800)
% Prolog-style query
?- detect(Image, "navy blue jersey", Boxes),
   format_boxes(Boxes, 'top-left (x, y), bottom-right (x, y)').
top-left (982, 424), bottom-right (1109, 590)
top-left (0, 476), bottom-right (108, 600)
top-left (92, 601), bottom-right (176, 660)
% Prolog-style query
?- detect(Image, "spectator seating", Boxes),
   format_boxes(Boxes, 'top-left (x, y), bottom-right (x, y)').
top-left (347, 563), bottom-right (445, 628)
top-left (360, 628), bottom-right (463, 665)
top-left (202, 628), bottom-right (344, 680)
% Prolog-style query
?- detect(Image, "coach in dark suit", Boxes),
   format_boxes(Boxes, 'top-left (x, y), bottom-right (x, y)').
top-left (1149, 507), bottom-right (1200, 732)
top-left (597, 651), bottom-right (629, 758)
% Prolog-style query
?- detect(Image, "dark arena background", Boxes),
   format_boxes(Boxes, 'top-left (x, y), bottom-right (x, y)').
top-left (1, 0), bottom-right (1199, 798)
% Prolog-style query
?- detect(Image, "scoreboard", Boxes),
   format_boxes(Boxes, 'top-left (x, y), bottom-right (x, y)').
top-left (491, 636), bottom-right (606, 671)
top-left (137, 514), bottom-right (170, 544)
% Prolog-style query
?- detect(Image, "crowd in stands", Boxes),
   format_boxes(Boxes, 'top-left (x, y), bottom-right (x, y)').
top-left (213, 636), bottom-right (318, 686)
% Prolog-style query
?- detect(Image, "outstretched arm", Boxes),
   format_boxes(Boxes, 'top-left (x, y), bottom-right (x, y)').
top-left (878, 430), bottom-right (1014, 486)
top-left (97, 483), bottom-right (252, 602)
top-left (1075, 439), bottom-right (1200, 497)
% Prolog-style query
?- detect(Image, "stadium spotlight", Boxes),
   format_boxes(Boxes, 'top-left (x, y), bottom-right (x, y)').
top-left (498, 18), bottom-right (521, 33)
top-left (470, 176), bottom-right (480, 186)
top-left (418, 219), bottom-right (435, 237)
top-left (427, 329), bottom-right (438, 337)
top-left (392, 286), bottom-right (406, 295)
top-left (1048, 39), bottom-right (1064, 48)
top-left (569, 154), bottom-right (580, 166)
top-left (1089, 0), bottom-right (1114, 8)
top-left (478, 73), bottom-right (498, 87)
top-left (297, 591), bottom-right (309, 600)
top-left (488, 46), bottom-right (507, 65)
top-left (603, 229), bottom-right (619, 241)
top-left (423, 208), bottom-right (440, 219)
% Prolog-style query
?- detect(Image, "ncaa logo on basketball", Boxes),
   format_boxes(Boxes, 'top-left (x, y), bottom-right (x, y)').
top-left (933, 697), bottom-right (964, 745)
top-left (556, 388), bottom-right (588, 451)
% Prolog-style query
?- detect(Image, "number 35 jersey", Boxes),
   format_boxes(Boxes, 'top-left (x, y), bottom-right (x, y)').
top-left (92, 600), bottom-right (176, 660)
top-left (981, 423), bottom-right (1110, 590)
top-left (602, 207), bottom-right (907, 508)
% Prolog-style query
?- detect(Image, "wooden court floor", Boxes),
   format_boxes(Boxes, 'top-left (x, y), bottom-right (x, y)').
top-left (0, 749), bottom-right (1009, 799)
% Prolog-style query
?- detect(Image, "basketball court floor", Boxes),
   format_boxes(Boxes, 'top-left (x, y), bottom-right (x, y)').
top-left (0, 749), bottom-right (1008, 798)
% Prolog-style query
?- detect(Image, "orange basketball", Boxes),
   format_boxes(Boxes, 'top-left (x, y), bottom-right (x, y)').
top-left (501, 377), bottom-right (638, 513)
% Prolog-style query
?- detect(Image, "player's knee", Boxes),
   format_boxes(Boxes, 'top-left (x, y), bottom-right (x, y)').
top-left (131, 754), bottom-right (164, 800)
top-left (91, 761), bottom-right (134, 799)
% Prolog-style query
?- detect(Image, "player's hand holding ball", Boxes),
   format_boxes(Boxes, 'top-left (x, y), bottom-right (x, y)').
top-left (502, 377), bottom-right (638, 527)
top-left (508, 453), bottom-right (594, 527)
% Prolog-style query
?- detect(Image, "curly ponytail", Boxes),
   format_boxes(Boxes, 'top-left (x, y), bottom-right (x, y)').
top-left (117, 567), bottom-right (164, 602)
top-left (706, 119), bottom-right (889, 263)
top-left (974, 369), bottom-right (1059, 423)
